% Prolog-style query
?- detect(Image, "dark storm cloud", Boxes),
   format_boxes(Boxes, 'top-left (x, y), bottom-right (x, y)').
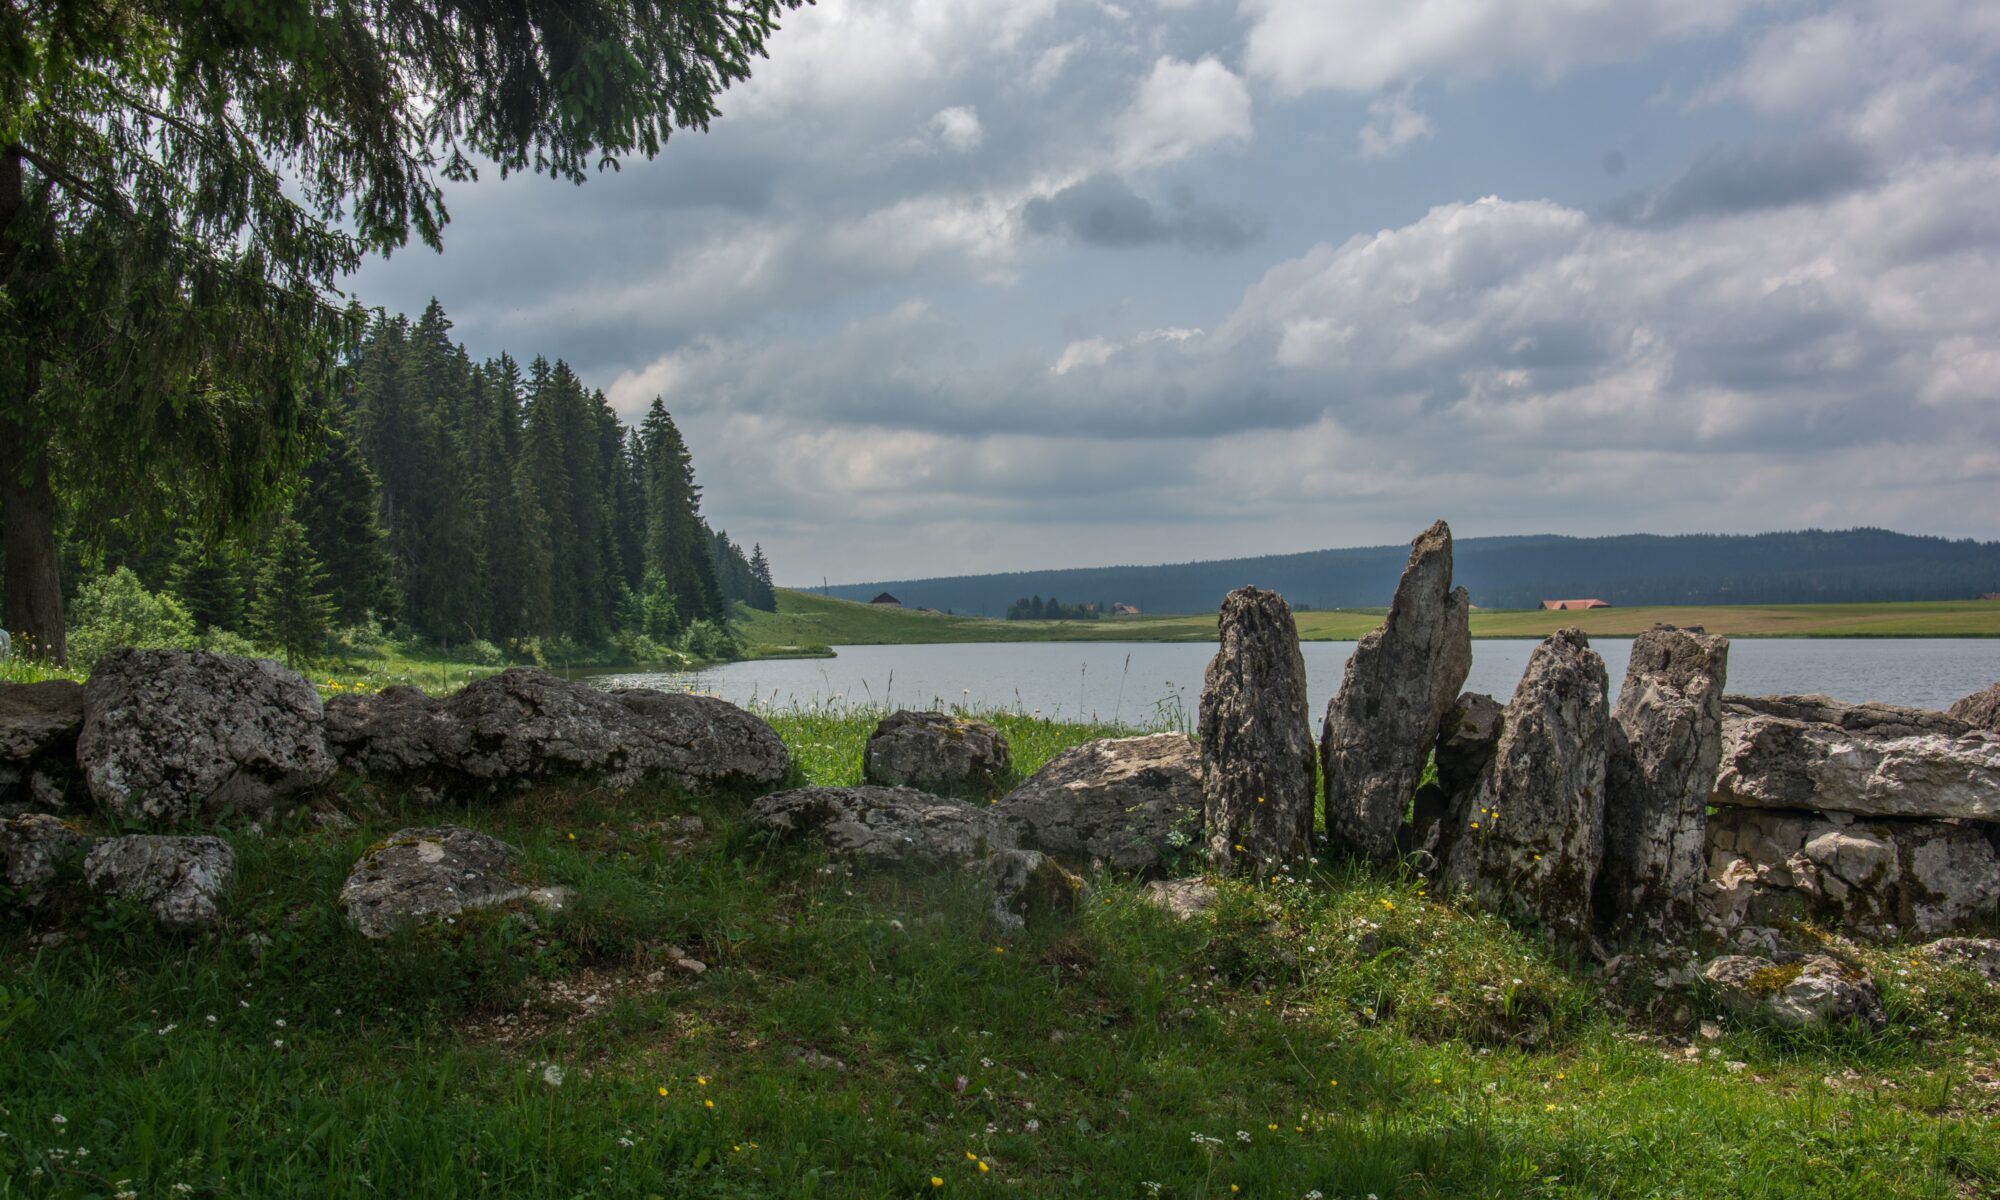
top-left (1021, 174), bottom-right (1265, 252)
top-left (1603, 137), bottom-right (1877, 226)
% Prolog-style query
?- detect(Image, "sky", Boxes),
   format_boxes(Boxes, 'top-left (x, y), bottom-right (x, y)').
top-left (348, 0), bottom-right (2000, 586)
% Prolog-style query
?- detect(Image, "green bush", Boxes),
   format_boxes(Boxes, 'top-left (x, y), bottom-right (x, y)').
top-left (678, 617), bottom-right (738, 661)
top-left (66, 567), bottom-right (198, 666)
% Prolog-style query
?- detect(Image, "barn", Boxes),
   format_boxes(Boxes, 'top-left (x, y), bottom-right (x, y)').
top-left (1540, 598), bottom-right (1611, 611)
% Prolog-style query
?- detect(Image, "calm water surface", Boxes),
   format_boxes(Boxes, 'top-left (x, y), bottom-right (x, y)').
top-left (592, 638), bottom-right (2000, 726)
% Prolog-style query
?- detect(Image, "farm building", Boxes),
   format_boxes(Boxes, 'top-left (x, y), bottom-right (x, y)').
top-left (1541, 598), bottom-right (1611, 611)
top-left (1113, 603), bottom-right (1141, 615)
top-left (870, 592), bottom-right (902, 607)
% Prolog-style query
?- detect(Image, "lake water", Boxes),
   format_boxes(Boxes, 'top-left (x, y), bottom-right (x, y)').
top-left (590, 638), bottom-right (2000, 727)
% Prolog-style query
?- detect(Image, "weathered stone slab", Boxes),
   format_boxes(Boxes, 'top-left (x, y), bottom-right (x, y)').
top-left (1596, 626), bottom-right (1729, 944)
top-left (996, 733), bottom-right (1200, 873)
top-left (863, 710), bottom-right (1010, 796)
top-left (2, 813), bottom-right (88, 905)
top-left (1947, 682), bottom-right (2000, 731)
top-left (1201, 587), bottom-right (1315, 874)
top-left (79, 649), bottom-right (333, 824)
top-left (83, 834), bottom-right (236, 932)
top-left (1701, 954), bottom-right (1885, 1031)
top-left (339, 825), bottom-right (527, 938)
top-left (1321, 520), bottom-right (1472, 865)
top-left (1437, 629), bottom-right (1610, 940)
top-left (1714, 695), bottom-right (2000, 820)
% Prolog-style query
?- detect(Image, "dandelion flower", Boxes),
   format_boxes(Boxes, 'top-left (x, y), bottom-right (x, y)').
top-left (1469, 821), bottom-right (1480, 830)
top-left (978, 1162), bottom-right (990, 1173)
top-left (931, 1177), bottom-right (944, 1188)
top-left (657, 1087), bottom-right (669, 1097)
top-left (704, 1099), bottom-right (714, 1109)
top-left (966, 1152), bottom-right (979, 1161)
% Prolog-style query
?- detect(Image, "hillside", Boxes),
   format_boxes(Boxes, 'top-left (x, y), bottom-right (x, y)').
top-left (736, 590), bottom-right (2000, 648)
top-left (815, 528), bottom-right (2000, 616)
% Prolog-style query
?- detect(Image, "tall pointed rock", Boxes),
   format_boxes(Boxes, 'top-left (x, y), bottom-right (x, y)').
top-left (1321, 520), bottom-right (1472, 864)
top-left (1201, 586), bottom-right (1316, 874)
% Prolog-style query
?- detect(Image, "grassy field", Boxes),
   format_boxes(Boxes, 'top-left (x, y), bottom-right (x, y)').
top-left (737, 591), bottom-right (2000, 652)
top-left (5, 705), bottom-right (1998, 1198)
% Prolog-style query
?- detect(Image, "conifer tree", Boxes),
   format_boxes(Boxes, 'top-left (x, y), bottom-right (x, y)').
top-left (252, 519), bottom-right (334, 669)
top-left (167, 531), bottom-right (246, 634)
top-left (749, 544), bottom-right (778, 612)
top-left (297, 401), bottom-right (398, 626)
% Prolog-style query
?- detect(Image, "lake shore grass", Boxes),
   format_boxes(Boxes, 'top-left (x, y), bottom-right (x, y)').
top-left (4, 705), bottom-right (1997, 1198)
top-left (735, 591), bottom-right (2000, 655)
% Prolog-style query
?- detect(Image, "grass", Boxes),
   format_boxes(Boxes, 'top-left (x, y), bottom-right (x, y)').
top-left (736, 591), bottom-right (2000, 654)
top-left (5, 706), bottom-right (1999, 1198)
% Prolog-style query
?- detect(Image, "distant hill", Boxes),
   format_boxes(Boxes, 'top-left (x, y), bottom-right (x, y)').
top-left (816, 529), bottom-right (2000, 616)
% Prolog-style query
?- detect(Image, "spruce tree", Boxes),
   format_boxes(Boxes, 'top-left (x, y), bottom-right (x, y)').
top-left (297, 401), bottom-right (398, 626)
top-left (252, 519), bottom-right (334, 669)
top-left (749, 544), bottom-right (778, 612)
top-left (167, 531), bottom-right (246, 634)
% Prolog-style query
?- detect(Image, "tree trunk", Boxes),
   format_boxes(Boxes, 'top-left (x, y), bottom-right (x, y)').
top-left (0, 147), bottom-right (67, 663)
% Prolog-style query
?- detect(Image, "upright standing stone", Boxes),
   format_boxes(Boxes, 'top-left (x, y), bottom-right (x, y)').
top-left (1437, 629), bottom-right (1610, 940)
top-left (1595, 625), bottom-right (1729, 944)
top-left (1946, 681), bottom-right (2000, 731)
top-left (1321, 520), bottom-right (1472, 864)
top-left (1200, 587), bottom-right (1315, 874)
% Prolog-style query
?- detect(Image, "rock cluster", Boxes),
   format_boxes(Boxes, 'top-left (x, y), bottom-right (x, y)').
top-left (1701, 954), bottom-right (1886, 1031)
top-left (1700, 692), bottom-right (2000, 944)
top-left (326, 667), bottom-right (789, 799)
top-left (995, 733), bottom-right (1200, 874)
top-left (0, 679), bottom-right (84, 814)
top-left (83, 834), bottom-right (237, 932)
top-left (1322, 520), bottom-right (1472, 865)
top-left (1200, 586), bottom-right (1315, 873)
top-left (862, 710), bottom-right (1010, 796)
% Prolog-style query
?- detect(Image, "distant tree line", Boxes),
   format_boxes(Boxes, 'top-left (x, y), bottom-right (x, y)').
top-left (41, 299), bottom-right (776, 668)
top-left (1004, 596), bottom-right (1104, 621)
top-left (833, 529), bottom-right (2000, 615)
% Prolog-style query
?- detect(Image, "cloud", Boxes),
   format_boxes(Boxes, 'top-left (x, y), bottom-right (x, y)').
top-left (1242, 0), bottom-right (1753, 96)
top-left (1357, 87), bottom-right (1435, 159)
top-left (1115, 56), bottom-right (1254, 168)
top-left (929, 105), bottom-right (984, 152)
top-left (1603, 137), bottom-right (1877, 226)
top-left (1052, 338), bottom-right (1120, 374)
top-left (1021, 173), bottom-right (1265, 251)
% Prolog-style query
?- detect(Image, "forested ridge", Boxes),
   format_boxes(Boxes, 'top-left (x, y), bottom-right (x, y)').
top-left (37, 299), bottom-right (775, 668)
top-left (828, 529), bottom-right (2000, 616)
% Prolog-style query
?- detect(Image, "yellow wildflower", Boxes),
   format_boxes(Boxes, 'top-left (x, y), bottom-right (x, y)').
top-left (931, 1178), bottom-right (944, 1188)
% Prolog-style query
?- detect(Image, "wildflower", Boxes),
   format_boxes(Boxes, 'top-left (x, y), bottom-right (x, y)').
top-left (1545, 1103), bottom-right (1557, 1112)
top-left (1256, 796), bottom-right (1265, 804)
top-left (50, 1114), bottom-right (66, 1125)
top-left (1328, 1079), bottom-right (1338, 1087)
top-left (157, 1023), bottom-right (176, 1035)
top-left (978, 1162), bottom-right (990, 1173)
top-left (617, 1137), bottom-right (635, 1147)
top-left (993, 947), bottom-right (1004, 954)
top-left (704, 1099), bottom-right (714, 1109)
top-left (567, 832), bottom-right (576, 841)
top-left (1231, 1187), bottom-right (1240, 1194)
top-left (1234, 844), bottom-right (1245, 853)
top-left (658, 1087), bottom-right (669, 1097)
top-left (1266, 1123), bottom-right (1278, 1131)
top-left (966, 1152), bottom-right (979, 1161)
top-left (697, 1075), bottom-right (708, 1086)
top-left (205, 1014), bottom-right (216, 1024)
top-left (1380, 899), bottom-right (1395, 911)
top-left (274, 1018), bottom-right (285, 1027)
top-left (273, 1039), bottom-right (285, 1048)
top-left (1469, 821), bottom-right (1480, 830)
top-left (1236, 1130), bottom-right (1251, 1143)
top-left (931, 1178), bottom-right (944, 1188)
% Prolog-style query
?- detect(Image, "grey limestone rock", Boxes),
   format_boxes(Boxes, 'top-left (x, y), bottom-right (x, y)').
top-left (1701, 954), bottom-right (1886, 1031)
top-left (1596, 625), bottom-right (1730, 944)
top-left (1919, 937), bottom-right (2000, 984)
top-left (79, 649), bottom-right (332, 824)
top-left (996, 733), bottom-right (1201, 873)
top-left (0, 680), bottom-right (85, 814)
top-left (83, 834), bottom-right (236, 932)
top-left (1946, 681), bottom-right (2000, 731)
top-left (339, 825), bottom-right (528, 938)
top-left (1437, 629), bottom-right (1610, 940)
top-left (1714, 694), bottom-right (2000, 820)
top-left (1200, 586), bottom-right (1316, 874)
top-left (748, 785), bottom-right (1018, 867)
top-left (1321, 520), bottom-right (1473, 865)
top-left (863, 710), bottom-right (1011, 796)
top-left (2, 813), bottom-right (88, 905)
top-left (1141, 878), bottom-right (1219, 920)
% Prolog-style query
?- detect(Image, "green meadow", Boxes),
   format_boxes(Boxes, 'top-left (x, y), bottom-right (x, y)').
top-left (5, 707), bottom-right (1998, 1199)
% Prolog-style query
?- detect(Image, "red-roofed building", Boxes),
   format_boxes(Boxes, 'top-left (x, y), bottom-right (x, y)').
top-left (1541, 598), bottom-right (1610, 611)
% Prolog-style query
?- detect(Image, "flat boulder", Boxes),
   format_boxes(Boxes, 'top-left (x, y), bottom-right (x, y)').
top-left (1437, 629), bottom-right (1610, 940)
top-left (325, 668), bottom-right (787, 798)
top-left (1919, 937), bottom-right (2000, 984)
top-left (1947, 682), bottom-right (2000, 731)
top-left (83, 834), bottom-right (236, 932)
top-left (1321, 520), bottom-right (1473, 865)
top-left (863, 710), bottom-right (1010, 796)
top-left (996, 733), bottom-right (1201, 873)
top-left (339, 826), bottom-right (528, 938)
top-left (0, 680), bottom-right (85, 814)
top-left (1200, 586), bottom-right (1316, 873)
top-left (1141, 878), bottom-right (1219, 920)
top-left (1714, 694), bottom-right (2000, 820)
top-left (749, 785), bottom-right (1017, 867)
top-left (2, 813), bottom-right (89, 905)
top-left (1596, 626), bottom-right (1729, 944)
top-left (1701, 954), bottom-right (1886, 1031)
top-left (79, 649), bottom-right (333, 824)
top-left (1702, 807), bottom-right (1999, 939)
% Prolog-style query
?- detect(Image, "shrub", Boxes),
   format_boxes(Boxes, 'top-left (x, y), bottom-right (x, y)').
top-left (679, 618), bottom-right (738, 662)
top-left (66, 567), bottom-right (198, 667)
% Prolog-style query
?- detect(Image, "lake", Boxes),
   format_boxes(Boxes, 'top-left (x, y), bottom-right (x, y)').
top-left (590, 638), bottom-right (2000, 727)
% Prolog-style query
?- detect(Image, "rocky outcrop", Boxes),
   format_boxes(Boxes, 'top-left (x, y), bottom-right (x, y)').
top-left (83, 834), bottom-right (236, 932)
top-left (79, 649), bottom-right (333, 824)
top-left (1141, 878), bottom-right (1219, 920)
top-left (747, 785), bottom-right (1073, 929)
top-left (1920, 937), bottom-right (2000, 984)
top-left (339, 826), bottom-right (528, 938)
top-left (1713, 695), bottom-right (2000, 821)
top-left (995, 733), bottom-right (1201, 874)
top-left (1948, 682), bottom-right (2000, 731)
top-left (2, 813), bottom-right (88, 905)
top-left (1596, 626), bottom-right (1729, 944)
top-left (1437, 629), bottom-right (1610, 940)
top-left (0, 680), bottom-right (85, 814)
top-left (1321, 520), bottom-right (1473, 865)
top-left (1200, 587), bottom-right (1316, 873)
top-left (1701, 954), bottom-right (1886, 1031)
top-left (863, 710), bottom-right (1010, 796)
top-left (1700, 808), bottom-right (1999, 939)
top-left (325, 668), bottom-right (788, 799)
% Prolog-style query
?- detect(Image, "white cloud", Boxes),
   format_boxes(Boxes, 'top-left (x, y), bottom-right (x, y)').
top-left (1357, 86), bottom-right (1436, 159)
top-left (929, 105), bottom-right (984, 152)
top-left (1052, 337), bottom-right (1120, 374)
top-left (1242, 0), bottom-right (1754, 95)
top-left (1115, 56), bottom-right (1254, 168)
